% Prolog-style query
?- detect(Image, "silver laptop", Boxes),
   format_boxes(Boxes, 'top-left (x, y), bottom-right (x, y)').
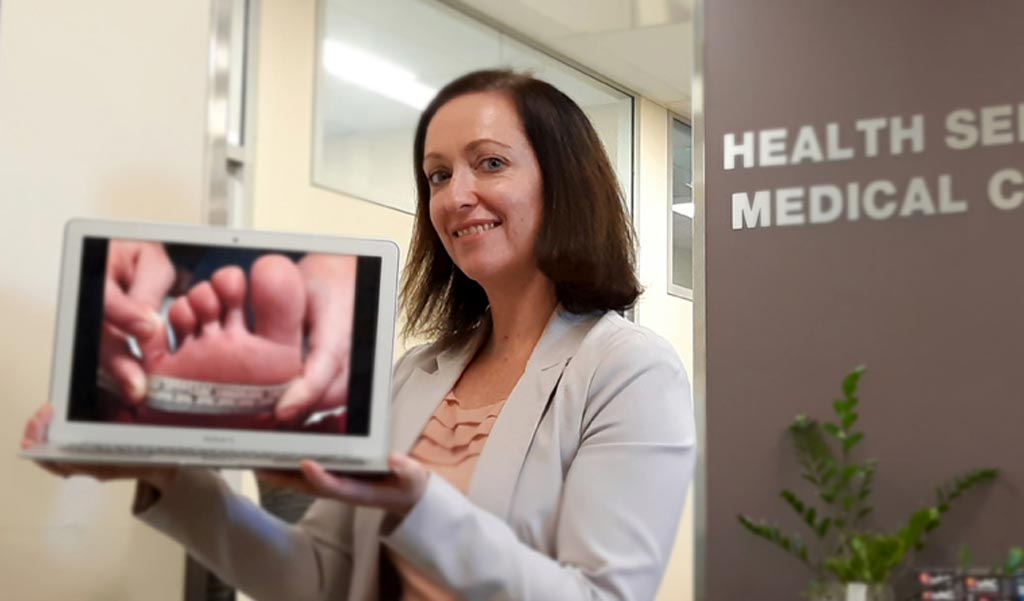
top-left (22, 219), bottom-right (398, 473)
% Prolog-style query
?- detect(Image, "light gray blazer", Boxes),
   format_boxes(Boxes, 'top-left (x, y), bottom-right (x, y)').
top-left (139, 308), bottom-right (695, 600)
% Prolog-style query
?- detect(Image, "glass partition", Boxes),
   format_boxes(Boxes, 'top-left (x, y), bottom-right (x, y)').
top-left (313, 0), bottom-right (633, 214)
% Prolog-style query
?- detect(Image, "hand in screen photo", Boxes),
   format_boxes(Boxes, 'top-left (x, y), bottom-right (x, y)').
top-left (99, 240), bottom-right (175, 404)
top-left (275, 254), bottom-right (358, 425)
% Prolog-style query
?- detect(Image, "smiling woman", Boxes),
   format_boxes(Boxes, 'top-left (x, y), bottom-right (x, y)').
top-left (405, 70), bottom-right (642, 352)
top-left (24, 69), bottom-right (694, 601)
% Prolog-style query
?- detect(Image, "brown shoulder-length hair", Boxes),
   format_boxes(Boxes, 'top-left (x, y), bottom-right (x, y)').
top-left (401, 69), bottom-right (641, 352)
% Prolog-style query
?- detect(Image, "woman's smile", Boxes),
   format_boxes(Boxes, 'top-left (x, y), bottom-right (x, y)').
top-left (453, 220), bottom-right (502, 239)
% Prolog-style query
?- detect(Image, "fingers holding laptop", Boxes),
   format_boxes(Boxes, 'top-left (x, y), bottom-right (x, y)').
top-left (22, 404), bottom-right (175, 488)
top-left (256, 453), bottom-right (428, 518)
top-left (276, 254), bottom-right (358, 425)
top-left (21, 404), bottom-right (71, 477)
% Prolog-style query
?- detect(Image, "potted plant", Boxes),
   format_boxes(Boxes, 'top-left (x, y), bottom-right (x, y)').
top-left (737, 366), bottom-right (999, 601)
top-left (948, 544), bottom-right (1024, 599)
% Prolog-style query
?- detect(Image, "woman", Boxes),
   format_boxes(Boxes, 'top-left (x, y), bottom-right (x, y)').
top-left (23, 69), bottom-right (695, 600)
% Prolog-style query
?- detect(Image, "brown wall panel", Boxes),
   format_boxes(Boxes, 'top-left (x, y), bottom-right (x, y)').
top-left (703, 2), bottom-right (1024, 598)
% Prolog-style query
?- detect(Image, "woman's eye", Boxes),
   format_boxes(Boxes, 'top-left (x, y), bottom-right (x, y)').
top-left (481, 157), bottom-right (505, 171)
top-left (428, 170), bottom-right (450, 185)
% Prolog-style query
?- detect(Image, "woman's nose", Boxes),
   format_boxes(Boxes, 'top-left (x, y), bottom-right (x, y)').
top-left (447, 167), bottom-right (478, 212)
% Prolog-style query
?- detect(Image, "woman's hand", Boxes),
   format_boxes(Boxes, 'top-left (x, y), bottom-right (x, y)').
top-left (256, 453), bottom-right (429, 518)
top-left (22, 404), bottom-right (177, 491)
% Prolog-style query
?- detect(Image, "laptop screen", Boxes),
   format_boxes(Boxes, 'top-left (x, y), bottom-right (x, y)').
top-left (66, 237), bottom-right (381, 436)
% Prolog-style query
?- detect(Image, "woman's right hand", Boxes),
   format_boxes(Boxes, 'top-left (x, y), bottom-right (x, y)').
top-left (22, 404), bottom-right (177, 491)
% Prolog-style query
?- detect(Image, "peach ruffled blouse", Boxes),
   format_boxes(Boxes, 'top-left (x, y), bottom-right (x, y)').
top-left (389, 389), bottom-right (507, 600)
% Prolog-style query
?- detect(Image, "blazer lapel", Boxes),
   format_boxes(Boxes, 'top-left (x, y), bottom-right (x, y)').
top-left (468, 309), bottom-right (593, 519)
top-left (390, 344), bottom-right (477, 453)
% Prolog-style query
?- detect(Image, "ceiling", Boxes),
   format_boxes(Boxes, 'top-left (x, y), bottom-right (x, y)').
top-left (451, 0), bottom-right (694, 116)
top-left (317, 0), bottom-right (694, 137)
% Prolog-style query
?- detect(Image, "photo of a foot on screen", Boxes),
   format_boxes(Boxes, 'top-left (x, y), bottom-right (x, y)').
top-left (95, 239), bottom-right (356, 433)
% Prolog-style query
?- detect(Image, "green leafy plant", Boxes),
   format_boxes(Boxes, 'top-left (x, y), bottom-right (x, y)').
top-left (737, 365), bottom-right (999, 589)
top-left (1003, 547), bottom-right (1024, 575)
top-left (959, 543), bottom-right (973, 572)
top-left (959, 544), bottom-right (1024, 576)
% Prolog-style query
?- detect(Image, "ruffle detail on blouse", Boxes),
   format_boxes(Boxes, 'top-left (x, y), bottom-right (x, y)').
top-left (409, 391), bottom-right (506, 467)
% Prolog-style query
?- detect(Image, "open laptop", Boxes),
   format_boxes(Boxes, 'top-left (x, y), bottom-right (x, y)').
top-left (22, 219), bottom-right (398, 473)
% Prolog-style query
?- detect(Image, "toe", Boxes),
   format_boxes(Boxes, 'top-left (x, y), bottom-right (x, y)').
top-left (250, 254), bottom-right (305, 348)
top-left (187, 281), bottom-right (222, 335)
top-left (168, 296), bottom-right (197, 340)
top-left (211, 265), bottom-right (247, 330)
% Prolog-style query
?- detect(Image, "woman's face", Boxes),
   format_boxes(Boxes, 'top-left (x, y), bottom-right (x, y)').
top-left (423, 91), bottom-right (544, 288)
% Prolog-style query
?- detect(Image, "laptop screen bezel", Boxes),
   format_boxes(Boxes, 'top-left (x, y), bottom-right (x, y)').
top-left (48, 218), bottom-right (398, 460)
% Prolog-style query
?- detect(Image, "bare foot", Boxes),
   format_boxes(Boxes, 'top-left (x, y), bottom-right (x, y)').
top-left (134, 255), bottom-right (305, 429)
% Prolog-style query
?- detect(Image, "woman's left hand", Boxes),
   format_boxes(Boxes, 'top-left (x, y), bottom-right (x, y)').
top-left (256, 453), bottom-right (430, 518)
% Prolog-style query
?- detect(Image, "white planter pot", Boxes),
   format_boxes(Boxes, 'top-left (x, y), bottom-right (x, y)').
top-left (808, 581), bottom-right (895, 601)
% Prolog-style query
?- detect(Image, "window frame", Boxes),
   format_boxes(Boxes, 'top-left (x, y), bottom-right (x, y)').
top-left (668, 113), bottom-right (694, 300)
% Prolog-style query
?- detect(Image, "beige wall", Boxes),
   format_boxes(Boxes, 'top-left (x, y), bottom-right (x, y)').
top-left (0, 1), bottom-right (211, 599)
top-left (253, 2), bottom-right (695, 600)
top-left (635, 99), bottom-right (696, 601)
